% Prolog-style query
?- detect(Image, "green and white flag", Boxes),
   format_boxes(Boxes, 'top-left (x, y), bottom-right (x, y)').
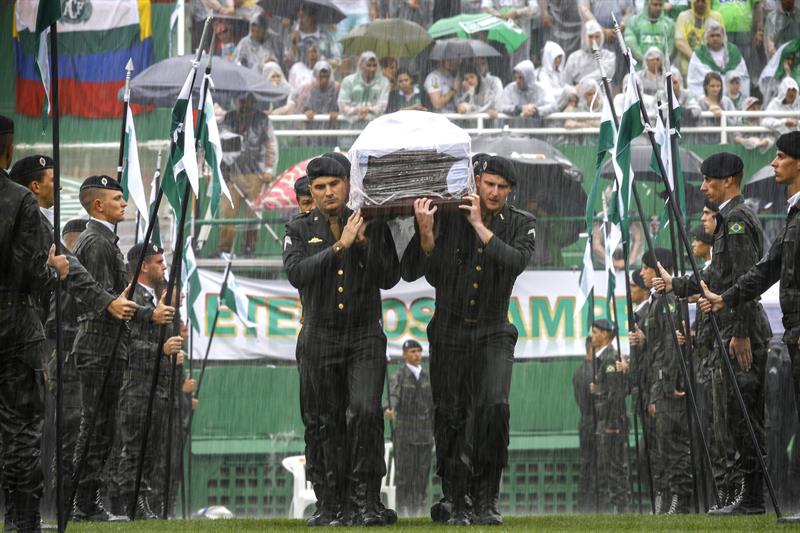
top-left (141, 165), bottom-right (162, 247)
top-left (182, 236), bottom-right (202, 333)
top-left (121, 105), bottom-right (149, 229)
top-left (221, 261), bottom-right (259, 334)
top-left (199, 75), bottom-right (232, 217)
top-left (162, 66), bottom-right (200, 215)
top-left (34, 0), bottom-right (61, 118)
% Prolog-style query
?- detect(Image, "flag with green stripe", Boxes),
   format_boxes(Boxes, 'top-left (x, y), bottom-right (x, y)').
top-left (34, 0), bottom-right (61, 120)
top-left (182, 236), bottom-right (202, 333)
top-left (162, 66), bottom-right (200, 215)
top-left (121, 105), bottom-right (149, 229)
top-left (199, 75), bottom-right (232, 217)
top-left (222, 266), bottom-right (259, 335)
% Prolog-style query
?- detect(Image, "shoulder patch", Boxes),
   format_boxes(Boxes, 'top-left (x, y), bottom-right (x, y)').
top-left (728, 221), bottom-right (745, 235)
top-left (605, 364), bottom-right (616, 373)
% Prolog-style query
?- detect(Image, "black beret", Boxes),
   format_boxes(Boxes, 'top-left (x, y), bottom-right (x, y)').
top-left (62, 218), bottom-right (89, 236)
top-left (631, 270), bottom-right (647, 290)
top-left (80, 175), bottom-right (123, 192)
top-left (327, 152), bottom-right (351, 176)
top-left (692, 225), bottom-right (713, 245)
top-left (472, 153), bottom-right (490, 175)
top-left (700, 152), bottom-right (744, 179)
top-left (703, 198), bottom-right (719, 212)
top-left (0, 115), bottom-right (13, 135)
top-left (9, 155), bottom-right (54, 183)
top-left (642, 247), bottom-right (674, 271)
top-left (481, 155), bottom-right (516, 185)
top-left (127, 242), bottom-right (164, 262)
top-left (593, 319), bottom-right (616, 335)
top-left (402, 339), bottom-right (422, 351)
top-left (777, 131), bottom-right (800, 160)
top-left (306, 153), bottom-right (349, 181)
top-left (294, 175), bottom-right (310, 197)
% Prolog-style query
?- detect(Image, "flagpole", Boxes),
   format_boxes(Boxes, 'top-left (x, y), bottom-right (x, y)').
top-left (612, 13), bottom-right (766, 514)
top-left (113, 59), bottom-right (134, 236)
top-left (127, 17), bottom-right (213, 521)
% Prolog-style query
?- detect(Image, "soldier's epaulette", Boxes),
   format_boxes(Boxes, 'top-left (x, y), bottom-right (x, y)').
top-left (508, 205), bottom-right (537, 221)
top-left (289, 211), bottom-right (312, 221)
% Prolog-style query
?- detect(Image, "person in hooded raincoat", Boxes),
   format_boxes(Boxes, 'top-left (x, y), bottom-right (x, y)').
top-left (762, 76), bottom-right (800, 136)
top-left (637, 46), bottom-right (666, 97)
top-left (563, 20), bottom-right (616, 87)
top-left (536, 41), bottom-right (569, 105)
top-left (498, 60), bottom-right (558, 124)
top-left (624, 0), bottom-right (675, 63)
top-left (675, 0), bottom-right (725, 76)
top-left (337, 51), bottom-right (390, 124)
top-left (687, 19), bottom-right (751, 99)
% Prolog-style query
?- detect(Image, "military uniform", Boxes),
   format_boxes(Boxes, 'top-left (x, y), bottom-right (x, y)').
top-left (388, 362), bottom-right (434, 516)
top-left (594, 342), bottom-right (631, 513)
top-left (401, 194), bottom-right (536, 524)
top-left (673, 194), bottom-right (771, 513)
top-left (283, 198), bottom-right (400, 525)
top-left (572, 353), bottom-right (598, 512)
top-left (630, 294), bottom-right (656, 504)
top-left (0, 166), bottom-right (58, 532)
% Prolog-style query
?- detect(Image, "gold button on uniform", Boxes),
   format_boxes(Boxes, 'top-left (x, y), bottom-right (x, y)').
top-left (478, 248), bottom-right (483, 253)
top-left (338, 287), bottom-right (344, 293)
top-left (473, 282), bottom-right (479, 289)
top-left (338, 303), bottom-right (344, 310)
top-left (338, 269), bottom-right (344, 276)
top-left (476, 265), bottom-right (482, 272)
top-left (469, 299), bottom-right (476, 306)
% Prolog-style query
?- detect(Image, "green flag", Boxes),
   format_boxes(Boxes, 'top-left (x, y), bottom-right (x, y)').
top-left (182, 236), bottom-right (202, 333)
top-left (121, 105), bottom-right (149, 229)
top-left (162, 66), bottom-right (200, 216)
top-left (199, 75), bottom-right (232, 217)
top-left (221, 267), bottom-right (259, 335)
top-left (34, 0), bottom-right (61, 119)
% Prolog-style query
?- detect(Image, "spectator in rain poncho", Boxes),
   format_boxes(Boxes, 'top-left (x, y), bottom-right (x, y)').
top-left (695, 71), bottom-right (737, 143)
top-left (295, 61), bottom-right (340, 119)
top-left (563, 20), bottom-right (617, 87)
top-left (536, 41), bottom-right (568, 104)
top-left (762, 76), bottom-right (800, 135)
top-left (725, 70), bottom-right (746, 110)
top-left (670, 67), bottom-right (702, 125)
top-left (283, 3), bottom-right (340, 67)
top-left (734, 96), bottom-right (775, 151)
top-left (623, 0), bottom-right (675, 63)
top-left (764, 0), bottom-right (800, 60)
top-left (565, 78), bottom-right (601, 128)
top-left (474, 57), bottom-right (505, 100)
top-left (498, 60), bottom-right (558, 120)
top-left (614, 74), bottom-right (658, 119)
top-left (264, 62), bottom-right (294, 114)
top-left (637, 46), bottom-right (665, 97)
top-left (233, 13), bottom-right (278, 73)
top-left (338, 51), bottom-right (391, 122)
top-left (687, 19), bottom-right (750, 99)
top-left (288, 39), bottom-right (320, 98)
top-left (675, 0), bottom-right (724, 76)
top-left (455, 63), bottom-right (501, 115)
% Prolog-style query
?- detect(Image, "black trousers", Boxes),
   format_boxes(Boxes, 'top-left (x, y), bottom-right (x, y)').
top-left (725, 343), bottom-right (767, 476)
top-left (298, 323), bottom-right (387, 504)
top-left (427, 316), bottom-right (516, 497)
top-left (577, 421), bottom-right (598, 512)
top-left (394, 439), bottom-right (432, 514)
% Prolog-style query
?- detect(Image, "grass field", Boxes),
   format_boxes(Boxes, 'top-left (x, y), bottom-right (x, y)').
top-left (63, 514), bottom-right (797, 532)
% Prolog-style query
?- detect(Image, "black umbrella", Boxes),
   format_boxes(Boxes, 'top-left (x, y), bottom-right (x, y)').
top-left (127, 55), bottom-right (288, 108)
top-left (430, 38), bottom-right (501, 60)
top-left (744, 165), bottom-right (787, 214)
top-left (259, 0), bottom-right (345, 24)
top-left (600, 136), bottom-right (704, 182)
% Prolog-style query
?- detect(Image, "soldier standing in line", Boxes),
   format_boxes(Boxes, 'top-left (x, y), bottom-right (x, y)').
top-left (283, 153), bottom-right (400, 526)
top-left (629, 271), bottom-right (654, 502)
top-left (631, 249), bottom-right (693, 514)
top-left (656, 153), bottom-right (772, 515)
top-left (294, 175), bottom-right (315, 214)
top-left (71, 176), bottom-right (175, 521)
top-left (590, 319), bottom-right (631, 513)
top-left (573, 336), bottom-right (597, 513)
top-left (385, 339), bottom-right (434, 518)
top-left (400, 156), bottom-right (536, 525)
top-left (0, 114), bottom-right (70, 533)
top-left (699, 132), bottom-right (800, 523)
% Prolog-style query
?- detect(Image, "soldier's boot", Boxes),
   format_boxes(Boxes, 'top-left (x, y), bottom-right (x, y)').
top-left (5, 487), bottom-right (16, 532)
top-left (473, 469), bottom-right (503, 526)
top-left (778, 511), bottom-right (800, 524)
top-left (430, 477), bottom-right (452, 523)
top-left (361, 477), bottom-right (396, 527)
top-left (13, 492), bottom-right (41, 533)
top-left (666, 493), bottom-right (691, 515)
top-left (708, 487), bottom-right (728, 512)
top-left (108, 495), bottom-right (125, 517)
top-left (446, 477), bottom-right (471, 526)
top-left (134, 495), bottom-right (157, 520)
top-left (708, 474), bottom-right (763, 516)
top-left (72, 487), bottom-right (128, 522)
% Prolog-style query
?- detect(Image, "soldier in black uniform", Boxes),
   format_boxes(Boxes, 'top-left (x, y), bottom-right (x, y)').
top-left (401, 155), bottom-right (536, 525)
top-left (294, 175), bottom-right (314, 214)
top-left (700, 132), bottom-right (800, 523)
top-left (283, 153), bottom-right (400, 526)
top-left (573, 336), bottom-right (597, 512)
top-left (0, 115), bottom-right (70, 533)
top-left (115, 243), bottom-right (182, 519)
top-left (71, 176), bottom-right (175, 521)
top-left (656, 153), bottom-right (772, 515)
top-left (385, 339), bottom-right (434, 517)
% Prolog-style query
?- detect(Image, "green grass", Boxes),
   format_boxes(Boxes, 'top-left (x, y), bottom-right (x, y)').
top-left (63, 514), bottom-right (796, 532)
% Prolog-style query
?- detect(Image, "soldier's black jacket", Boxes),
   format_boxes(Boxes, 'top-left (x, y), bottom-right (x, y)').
top-left (401, 204), bottom-right (536, 322)
top-left (283, 207), bottom-right (400, 327)
top-left (722, 204), bottom-right (800, 343)
top-left (388, 364), bottom-right (434, 445)
top-left (643, 292), bottom-right (682, 406)
top-left (127, 284), bottom-right (166, 378)
top-left (629, 299), bottom-right (651, 397)
top-left (73, 220), bottom-right (128, 324)
top-left (672, 195), bottom-right (771, 343)
top-left (594, 344), bottom-right (629, 433)
top-left (572, 357), bottom-right (596, 430)
top-left (0, 169), bottom-right (55, 356)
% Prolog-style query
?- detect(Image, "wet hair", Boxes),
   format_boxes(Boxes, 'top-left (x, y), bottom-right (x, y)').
top-left (703, 72), bottom-right (723, 101)
top-left (396, 68), bottom-right (416, 82)
top-left (459, 63), bottom-right (482, 93)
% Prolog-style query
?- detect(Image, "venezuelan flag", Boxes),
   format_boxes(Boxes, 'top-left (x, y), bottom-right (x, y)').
top-left (13, 0), bottom-right (154, 119)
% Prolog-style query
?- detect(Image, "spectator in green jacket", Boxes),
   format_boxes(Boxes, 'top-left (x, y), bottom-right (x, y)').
top-left (765, 0), bottom-right (800, 60)
top-left (624, 0), bottom-right (676, 63)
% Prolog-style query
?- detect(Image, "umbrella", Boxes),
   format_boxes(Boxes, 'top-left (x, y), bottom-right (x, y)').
top-left (744, 165), bottom-right (786, 214)
top-left (600, 136), bottom-right (704, 182)
top-left (428, 13), bottom-right (528, 53)
top-left (254, 158), bottom-right (312, 211)
top-left (430, 38), bottom-right (501, 60)
top-left (340, 19), bottom-right (433, 58)
top-left (128, 55), bottom-right (289, 109)
top-left (259, 0), bottom-right (345, 24)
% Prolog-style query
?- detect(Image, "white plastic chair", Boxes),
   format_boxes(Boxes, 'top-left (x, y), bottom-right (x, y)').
top-left (282, 455), bottom-right (317, 519)
top-left (381, 442), bottom-right (396, 510)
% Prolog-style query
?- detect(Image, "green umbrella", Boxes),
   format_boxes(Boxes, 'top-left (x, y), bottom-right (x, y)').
top-left (428, 13), bottom-right (528, 53)
top-left (340, 18), bottom-right (433, 58)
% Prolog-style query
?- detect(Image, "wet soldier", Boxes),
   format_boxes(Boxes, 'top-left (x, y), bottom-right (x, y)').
top-left (401, 155), bottom-right (536, 525)
top-left (283, 153), bottom-right (400, 526)
top-left (591, 319), bottom-right (631, 513)
top-left (116, 243), bottom-right (182, 519)
top-left (71, 176), bottom-right (175, 521)
top-left (0, 114), bottom-right (70, 533)
top-left (656, 153), bottom-right (772, 515)
top-left (632, 249), bottom-right (692, 514)
top-left (294, 175), bottom-right (315, 214)
top-left (699, 132), bottom-right (800, 523)
top-left (385, 339), bottom-right (434, 517)
top-left (573, 336), bottom-right (598, 512)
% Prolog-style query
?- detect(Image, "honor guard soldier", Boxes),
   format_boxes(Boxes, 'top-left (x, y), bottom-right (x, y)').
top-left (385, 339), bottom-right (434, 517)
top-left (655, 153), bottom-right (772, 515)
top-left (0, 115), bottom-right (70, 532)
top-left (401, 155), bottom-right (536, 525)
top-left (700, 132), bottom-right (800, 523)
top-left (293, 175), bottom-right (315, 214)
top-left (283, 152), bottom-right (400, 526)
top-left (116, 243), bottom-right (181, 519)
top-left (573, 336), bottom-right (598, 512)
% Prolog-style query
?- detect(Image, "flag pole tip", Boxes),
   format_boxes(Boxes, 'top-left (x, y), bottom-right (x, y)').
top-left (126, 58), bottom-right (134, 72)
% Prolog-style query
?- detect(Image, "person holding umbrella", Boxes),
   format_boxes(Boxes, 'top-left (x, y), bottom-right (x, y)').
top-left (232, 12), bottom-right (278, 73)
